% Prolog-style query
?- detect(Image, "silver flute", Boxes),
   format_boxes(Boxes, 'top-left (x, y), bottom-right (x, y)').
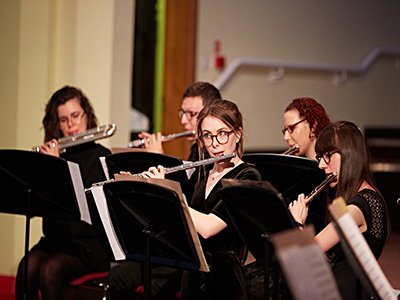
top-left (282, 144), bottom-right (300, 155)
top-left (127, 130), bottom-right (195, 148)
top-left (87, 153), bottom-right (235, 190)
top-left (305, 172), bottom-right (337, 205)
top-left (32, 124), bottom-right (117, 152)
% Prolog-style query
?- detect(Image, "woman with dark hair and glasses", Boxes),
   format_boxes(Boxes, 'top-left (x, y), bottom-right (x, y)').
top-left (107, 83), bottom-right (222, 299)
top-left (15, 86), bottom-right (111, 300)
top-left (283, 97), bottom-right (331, 159)
top-left (141, 99), bottom-right (261, 300)
top-left (289, 121), bottom-right (389, 300)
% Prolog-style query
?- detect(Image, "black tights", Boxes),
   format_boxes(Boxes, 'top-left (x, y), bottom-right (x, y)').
top-left (15, 247), bottom-right (85, 300)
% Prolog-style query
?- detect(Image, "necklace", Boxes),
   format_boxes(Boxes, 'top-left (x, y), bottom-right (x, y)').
top-left (209, 171), bottom-right (222, 181)
top-left (208, 158), bottom-right (240, 182)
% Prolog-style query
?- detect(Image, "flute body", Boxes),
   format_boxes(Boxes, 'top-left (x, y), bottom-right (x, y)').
top-left (164, 153), bottom-right (235, 174)
top-left (88, 153), bottom-right (235, 190)
top-left (32, 124), bottom-right (117, 152)
top-left (282, 145), bottom-right (300, 155)
top-left (306, 172), bottom-right (337, 205)
top-left (127, 130), bottom-right (195, 148)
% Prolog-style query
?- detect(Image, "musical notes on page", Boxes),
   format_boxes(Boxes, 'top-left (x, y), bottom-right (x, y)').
top-left (271, 226), bottom-right (342, 300)
top-left (329, 197), bottom-right (396, 300)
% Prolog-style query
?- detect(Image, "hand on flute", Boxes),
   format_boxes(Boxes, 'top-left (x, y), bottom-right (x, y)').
top-left (138, 131), bottom-right (164, 154)
top-left (39, 139), bottom-right (60, 157)
top-left (140, 165), bottom-right (166, 179)
top-left (288, 193), bottom-right (308, 227)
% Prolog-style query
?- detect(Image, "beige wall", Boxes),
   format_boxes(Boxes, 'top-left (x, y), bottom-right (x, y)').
top-left (197, 0), bottom-right (400, 151)
top-left (0, 0), bottom-right (133, 275)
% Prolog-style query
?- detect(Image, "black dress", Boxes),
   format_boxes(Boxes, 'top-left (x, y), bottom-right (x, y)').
top-left (181, 163), bottom-right (261, 300)
top-left (327, 189), bottom-right (389, 300)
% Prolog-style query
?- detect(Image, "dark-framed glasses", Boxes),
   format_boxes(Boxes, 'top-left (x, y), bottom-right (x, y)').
top-left (178, 109), bottom-right (199, 120)
top-left (282, 118), bottom-right (306, 135)
top-left (58, 111), bottom-right (86, 128)
top-left (316, 150), bottom-right (340, 164)
top-left (200, 130), bottom-right (235, 147)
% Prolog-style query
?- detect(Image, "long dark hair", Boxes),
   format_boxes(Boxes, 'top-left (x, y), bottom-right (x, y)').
top-left (42, 86), bottom-right (98, 141)
top-left (196, 99), bottom-right (244, 158)
top-left (315, 121), bottom-right (378, 201)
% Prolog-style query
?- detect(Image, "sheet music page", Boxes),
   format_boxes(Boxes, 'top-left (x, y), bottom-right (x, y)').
top-left (99, 156), bottom-right (110, 181)
top-left (329, 198), bottom-right (396, 300)
top-left (179, 193), bottom-right (209, 272)
top-left (271, 227), bottom-right (342, 300)
top-left (67, 161), bottom-right (91, 224)
top-left (90, 185), bottom-right (126, 261)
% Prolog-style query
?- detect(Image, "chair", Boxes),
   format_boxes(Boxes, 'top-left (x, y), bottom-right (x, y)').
top-left (64, 272), bottom-right (109, 300)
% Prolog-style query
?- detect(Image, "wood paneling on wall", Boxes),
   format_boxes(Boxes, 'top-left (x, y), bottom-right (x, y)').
top-left (163, 0), bottom-right (197, 159)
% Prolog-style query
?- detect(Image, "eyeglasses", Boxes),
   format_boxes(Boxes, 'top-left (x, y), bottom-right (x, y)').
top-left (58, 111), bottom-right (86, 128)
top-left (178, 109), bottom-right (199, 120)
top-left (200, 130), bottom-right (234, 147)
top-left (282, 119), bottom-right (306, 135)
top-left (316, 150), bottom-right (340, 164)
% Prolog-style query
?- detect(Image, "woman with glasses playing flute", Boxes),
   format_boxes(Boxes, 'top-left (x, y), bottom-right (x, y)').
top-left (16, 86), bottom-right (110, 300)
top-left (141, 99), bottom-right (261, 300)
top-left (108, 83), bottom-right (223, 299)
top-left (289, 121), bottom-right (389, 300)
top-left (282, 97), bottom-right (331, 159)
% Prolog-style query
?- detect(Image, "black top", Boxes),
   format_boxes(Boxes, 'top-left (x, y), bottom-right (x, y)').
top-left (190, 163), bottom-right (261, 255)
top-left (328, 189), bottom-right (389, 300)
top-left (347, 189), bottom-right (388, 257)
top-left (328, 189), bottom-right (388, 264)
top-left (181, 162), bottom-right (261, 300)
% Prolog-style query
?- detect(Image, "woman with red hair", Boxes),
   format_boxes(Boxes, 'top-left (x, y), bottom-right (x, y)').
top-left (282, 97), bottom-right (331, 159)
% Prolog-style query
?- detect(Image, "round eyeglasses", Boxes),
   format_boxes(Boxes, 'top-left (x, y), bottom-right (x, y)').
top-left (200, 130), bottom-right (234, 147)
top-left (58, 111), bottom-right (86, 128)
top-left (282, 119), bottom-right (306, 135)
top-left (178, 109), bottom-right (199, 120)
top-left (316, 150), bottom-right (340, 164)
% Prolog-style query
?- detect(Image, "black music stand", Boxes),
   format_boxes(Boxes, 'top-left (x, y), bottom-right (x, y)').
top-left (243, 153), bottom-right (328, 233)
top-left (101, 179), bottom-right (208, 300)
top-left (218, 179), bottom-right (297, 300)
top-left (105, 151), bottom-right (189, 196)
top-left (0, 149), bottom-right (86, 299)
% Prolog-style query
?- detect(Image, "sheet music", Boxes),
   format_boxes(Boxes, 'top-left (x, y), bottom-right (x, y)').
top-left (271, 227), bottom-right (342, 300)
top-left (91, 185), bottom-right (126, 261)
top-left (99, 156), bottom-right (110, 180)
top-left (180, 193), bottom-right (209, 272)
top-left (67, 161), bottom-right (91, 224)
top-left (330, 199), bottom-right (396, 300)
